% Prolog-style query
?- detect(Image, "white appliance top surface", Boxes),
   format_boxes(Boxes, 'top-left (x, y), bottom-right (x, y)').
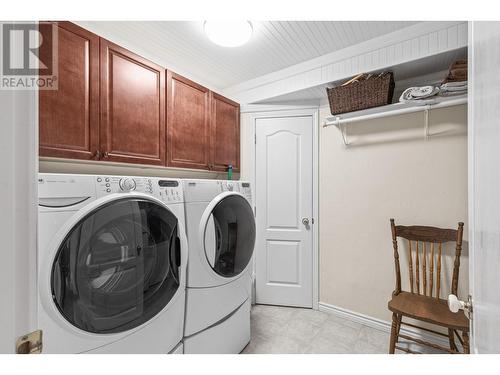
top-left (182, 179), bottom-right (250, 202)
top-left (38, 173), bottom-right (184, 204)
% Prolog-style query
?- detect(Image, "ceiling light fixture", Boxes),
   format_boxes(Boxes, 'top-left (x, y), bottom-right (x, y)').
top-left (204, 21), bottom-right (253, 47)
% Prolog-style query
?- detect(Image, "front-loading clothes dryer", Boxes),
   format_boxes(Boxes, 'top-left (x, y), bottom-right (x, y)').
top-left (182, 179), bottom-right (255, 353)
top-left (37, 173), bottom-right (187, 353)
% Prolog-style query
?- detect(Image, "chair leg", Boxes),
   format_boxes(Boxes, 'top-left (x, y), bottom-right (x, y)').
top-left (396, 316), bottom-right (402, 336)
top-left (462, 331), bottom-right (470, 354)
top-left (389, 313), bottom-right (400, 354)
top-left (448, 329), bottom-right (458, 352)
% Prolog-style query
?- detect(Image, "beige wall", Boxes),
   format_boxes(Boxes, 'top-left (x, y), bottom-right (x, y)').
top-left (319, 104), bottom-right (468, 322)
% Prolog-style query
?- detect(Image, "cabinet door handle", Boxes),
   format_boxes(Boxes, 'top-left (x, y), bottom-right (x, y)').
top-left (102, 151), bottom-right (109, 159)
top-left (94, 150), bottom-right (101, 160)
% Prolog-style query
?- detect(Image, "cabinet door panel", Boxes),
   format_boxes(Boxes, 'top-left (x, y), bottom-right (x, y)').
top-left (211, 93), bottom-right (240, 172)
top-left (166, 72), bottom-right (210, 169)
top-left (39, 22), bottom-right (99, 160)
top-left (100, 39), bottom-right (165, 166)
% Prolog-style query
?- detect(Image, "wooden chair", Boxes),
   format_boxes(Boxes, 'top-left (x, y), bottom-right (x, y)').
top-left (388, 218), bottom-right (469, 354)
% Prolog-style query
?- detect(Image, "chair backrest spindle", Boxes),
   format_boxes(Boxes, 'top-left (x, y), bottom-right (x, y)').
top-left (429, 242), bottom-right (434, 297)
top-left (407, 240), bottom-right (414, 293)
top-left (423, 242), bottom-right (427, 296)
top-left (437, 243), bottom-right (442, 298)
top-left (415, 241), bottom-right (420, 294)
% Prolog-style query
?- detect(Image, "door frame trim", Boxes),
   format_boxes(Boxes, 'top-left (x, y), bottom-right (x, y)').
top-left (467, 21), bottom-right (476, 351)
top-left (241, 107), bottom-right (319, 309)
top-left (0, 21), bottom-right (39, 352)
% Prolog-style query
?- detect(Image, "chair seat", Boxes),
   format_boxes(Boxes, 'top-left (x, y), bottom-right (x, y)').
top-left (388, 292), bottom-right (469, 331)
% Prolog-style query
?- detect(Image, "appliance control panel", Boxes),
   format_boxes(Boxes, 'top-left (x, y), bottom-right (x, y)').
top-left (239, 182), bottom-right (252, 205)
top-left (219, 180), bottom-right (240, 192)
top-left (157, 179), bottom-right (184, 203)
top-left (95, 176), bottom-right (155, 197)
top-left (94, 176), bottom-right (183, 203)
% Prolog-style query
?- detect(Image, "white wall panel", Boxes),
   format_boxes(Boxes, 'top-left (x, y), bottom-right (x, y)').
top-left (469, 20), bottom-right (500, 354)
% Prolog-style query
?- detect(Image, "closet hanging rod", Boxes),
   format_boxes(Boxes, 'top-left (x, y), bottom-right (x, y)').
top-left (323, 96), bottom-right (467, 127)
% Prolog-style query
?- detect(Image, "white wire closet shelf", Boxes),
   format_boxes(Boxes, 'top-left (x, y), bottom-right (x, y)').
top-left (323, 94), bottom-right (467, 146)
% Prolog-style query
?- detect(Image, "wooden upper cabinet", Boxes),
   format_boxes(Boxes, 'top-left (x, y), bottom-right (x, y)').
top-left (39, 22), bottom-right (240, 172)
top-left (39, 22), bottom-right (99, 160)
top-left (100, 39), bottom-right (165, 166)
top-left (210, 93), bottom-right (240, 172)
top-left (166, 72), bottom-right (210, 170)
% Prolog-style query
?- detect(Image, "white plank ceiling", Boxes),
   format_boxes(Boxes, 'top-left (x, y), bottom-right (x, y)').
top-left (255, 47), bottom-right (468, 106)
top-left (77, 21), bottom-right (418, 90)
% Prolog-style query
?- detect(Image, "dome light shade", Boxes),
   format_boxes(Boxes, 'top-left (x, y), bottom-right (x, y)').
top-left (204, 21), bottom-right (253, 47)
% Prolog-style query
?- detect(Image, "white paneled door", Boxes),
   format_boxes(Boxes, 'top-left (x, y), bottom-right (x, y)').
top-left (255, 115), bottom-right (313, 308)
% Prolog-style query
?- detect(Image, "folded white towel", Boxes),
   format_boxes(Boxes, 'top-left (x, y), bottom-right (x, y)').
top-left (441, 81), bottom-right (467, 88)
top-left (442, 86), bottom-right (467, 92)
top-left (441, 81), bottom-right (467, 94)
top-left (439, 81), bottom-right (467, 97)
top-left (440, 89), bottom-right (467, 97)
top-left (399, 86), bottom-right (440, 103)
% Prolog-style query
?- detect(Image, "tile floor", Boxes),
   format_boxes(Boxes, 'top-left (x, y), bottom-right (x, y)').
top-left (242, 304), bottom-right (391, 354)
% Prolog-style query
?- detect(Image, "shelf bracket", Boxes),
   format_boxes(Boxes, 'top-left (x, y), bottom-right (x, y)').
top-left (424, 104), bottom-right (431, 139)
top-left (335, 116), bottom-right (349, 146)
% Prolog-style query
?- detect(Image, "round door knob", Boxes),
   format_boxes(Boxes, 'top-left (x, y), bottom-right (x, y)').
top-left (302, 218), bottom-right (310, 226)
top-left (119, 178), bottom-right (136, 191)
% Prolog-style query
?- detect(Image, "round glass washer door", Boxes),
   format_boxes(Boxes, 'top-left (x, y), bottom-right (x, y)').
top-left (51, 197), bottom-right (181, 334)
top-left (203, 194), bottom-right (255, 278)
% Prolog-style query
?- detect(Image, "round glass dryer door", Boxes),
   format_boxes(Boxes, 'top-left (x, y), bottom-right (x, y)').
top-left (51, 197), bottom-right (181, 334)
top-left (203, 194), bottom-right (255, 278)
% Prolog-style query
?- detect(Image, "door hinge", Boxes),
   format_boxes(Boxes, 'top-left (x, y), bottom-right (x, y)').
top-left (468, 294), bottom-right (473, 339)
top-left (467, 294), bottom-right (473, 320)
top-left (16, 329), bottom-right (42, 354)
top-left (312, 218), bottom-right (315, 224)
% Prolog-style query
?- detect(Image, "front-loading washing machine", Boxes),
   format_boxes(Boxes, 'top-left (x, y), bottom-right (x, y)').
top-left (37, 173), bottom-right (187, 353)
top-left (182, 179), bottom-right (255, 354)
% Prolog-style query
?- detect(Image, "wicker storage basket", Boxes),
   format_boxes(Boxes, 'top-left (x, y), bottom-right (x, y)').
top-left (326, 72), bottom-right (395, 115)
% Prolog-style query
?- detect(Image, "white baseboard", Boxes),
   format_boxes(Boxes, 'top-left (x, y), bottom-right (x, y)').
top-left (318, 302), bottom-right (453, 351)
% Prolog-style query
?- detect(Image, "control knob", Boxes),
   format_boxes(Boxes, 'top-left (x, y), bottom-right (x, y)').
top-left (119, 178), bottom-right (136, 191)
